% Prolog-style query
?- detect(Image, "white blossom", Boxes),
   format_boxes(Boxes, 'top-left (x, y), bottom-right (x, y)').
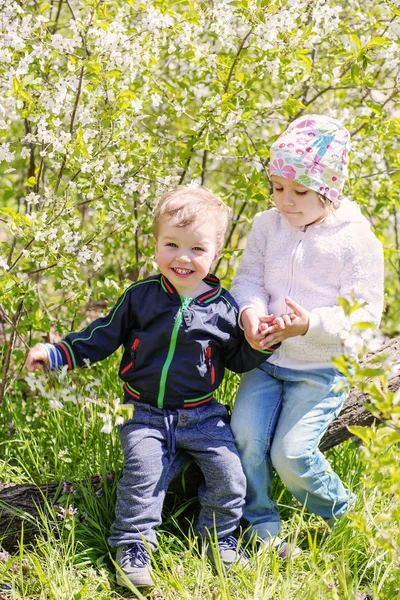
top-left (0, 143), bottom-right (15, 162)
top-left (0, 257), bottom-right (9, 270)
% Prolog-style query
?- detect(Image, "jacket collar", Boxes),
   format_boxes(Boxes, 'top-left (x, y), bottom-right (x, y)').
top-left (160, 273), bottom-right (221, 303)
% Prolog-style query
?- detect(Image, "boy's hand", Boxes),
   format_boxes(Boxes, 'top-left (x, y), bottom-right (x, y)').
top-left (25, 344), bottom-right (49, 371)
top-left (259, 297), bottom-right (310, 349)
top-left (241, 308), bottom-right (275, 351)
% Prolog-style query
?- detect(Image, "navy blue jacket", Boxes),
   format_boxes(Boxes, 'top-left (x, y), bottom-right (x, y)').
top-left (55, 274), bottom-right (273, 410)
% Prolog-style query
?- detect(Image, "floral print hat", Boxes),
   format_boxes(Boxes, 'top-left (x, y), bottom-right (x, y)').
top-left (269, 114), bottom-right (351, 202)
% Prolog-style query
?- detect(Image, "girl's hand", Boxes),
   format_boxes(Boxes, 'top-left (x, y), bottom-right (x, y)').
top-left (24, 344), bottom-right (49, 371)
top-left (259, 297), bottom-right (310, 349)
top-left (258, 312), bottom-right (296, 333)
top-left (241, 308), bottom-right (275, 351)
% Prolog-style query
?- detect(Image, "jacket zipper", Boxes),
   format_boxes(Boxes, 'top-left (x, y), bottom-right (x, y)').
top-left (285, 230), bottom-right (306, 306)
top-left (157, 296), bottom-right (192, 409)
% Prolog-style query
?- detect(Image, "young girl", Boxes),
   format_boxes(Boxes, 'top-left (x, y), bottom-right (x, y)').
top-left (230, 114), bottom-right (384, 557)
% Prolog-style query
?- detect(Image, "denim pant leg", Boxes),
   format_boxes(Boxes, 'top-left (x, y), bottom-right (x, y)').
top-left (175, 400), bottom-right (246, 539)
top-left (270, 367), bottom-right (354, 520)
top-left (108, 403), bottom-right (187, 550)
top-left (230, 365), bottom-right (283, 538)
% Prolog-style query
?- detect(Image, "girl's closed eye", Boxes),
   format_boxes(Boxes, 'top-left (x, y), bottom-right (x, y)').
top-left (295, 190), bottom-right (308, 196)
top-left (274, 186), bottom-right (308, 196)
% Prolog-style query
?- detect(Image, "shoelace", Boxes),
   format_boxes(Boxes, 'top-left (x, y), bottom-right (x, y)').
top-left (124, 543), bottom-right (150, 567)
top-left (218, 535), bottom-right (249, 559)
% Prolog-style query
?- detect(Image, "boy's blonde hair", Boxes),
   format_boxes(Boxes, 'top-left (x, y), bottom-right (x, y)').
top-left (153, 186), bottom-right (232, 252)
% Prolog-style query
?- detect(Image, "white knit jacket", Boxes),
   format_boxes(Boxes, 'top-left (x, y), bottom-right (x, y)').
top-left (231, 200), bottom-right (384, 367)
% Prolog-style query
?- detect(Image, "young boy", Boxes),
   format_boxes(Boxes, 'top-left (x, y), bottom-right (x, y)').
top-left (25, 187), bottom-right (274, 588)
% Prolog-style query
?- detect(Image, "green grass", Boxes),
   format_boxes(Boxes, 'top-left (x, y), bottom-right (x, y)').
top-left (1, 368), bottom-right (399, 599)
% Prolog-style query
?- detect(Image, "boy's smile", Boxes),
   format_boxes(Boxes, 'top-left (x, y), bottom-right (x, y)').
top-left (172, 267), bottom-right (194, 276)
top-left (154, 220), bottom-right (219, 297)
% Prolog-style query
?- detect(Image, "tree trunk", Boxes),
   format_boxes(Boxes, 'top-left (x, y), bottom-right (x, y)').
top-left (1, 337), bottom-right (399, 550)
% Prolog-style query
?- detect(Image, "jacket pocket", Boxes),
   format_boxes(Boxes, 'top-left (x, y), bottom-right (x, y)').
top-left (120, 337), bottom-right (140, 376)
top-left (205, 345), bottom-right (216, 385)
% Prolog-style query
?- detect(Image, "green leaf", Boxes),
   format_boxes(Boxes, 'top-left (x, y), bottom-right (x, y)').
top-left (331, 355), bottom-right (350, 375)
top-left (85, 61), bottom-right (101, 75)
top-left (357, 367), bottom-right (385, 378)
top-left (351, 63), bottom-right (360, 82)
top-left (106, 70), bottom-right (122, 79)
top-left (381, 430), bottom-right (400, 444)
top-left (366, 101), bottom-right (382, 115)
top-left (385, 117), bottom-right (400, 134)
top-left (38, 3), bottom-right (51, 14)
top-left (338, 297), bottom-right (366, 315)
top-left (119, 89), bottom-right (137, 100)
top-left (21, 215), bottom-right (32, 226)
top-left (350, 34), bottom-right (362, 50)
top-left (25, 176), bottom-right (37, 187)
top-left (350, 321), bottom-right (374, 330)
top-left (348, 425), bottom-right (372, 442)
top-left (13, 77), bottom-right (21, 93)
top-left (366, 36), bottom-right (391, 48)
top-left (261, 90), bottom-right (272, 103)
top-left (3, 190), bottom-right (14, 201)
top-left (362, 54), bottom-right (370, 70)
top-left (73, 584), bottom-right (88, 599)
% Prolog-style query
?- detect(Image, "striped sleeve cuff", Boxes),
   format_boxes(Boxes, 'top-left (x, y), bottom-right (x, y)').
top-left (39, 343), bottom-right (63, 370)
top-left (54, 341), bottom-right (76, 370)
top-left (259, 342), bottom-right (281, 355)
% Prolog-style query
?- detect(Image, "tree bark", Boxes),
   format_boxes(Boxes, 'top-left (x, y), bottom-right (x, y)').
top-left (1, 337), bottom-right (399, 550)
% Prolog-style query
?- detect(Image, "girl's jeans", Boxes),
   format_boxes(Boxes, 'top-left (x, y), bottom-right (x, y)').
top-left (109, 399), bottom-right (246, 550)
top-left (230, 361), bottom-right (355, 539)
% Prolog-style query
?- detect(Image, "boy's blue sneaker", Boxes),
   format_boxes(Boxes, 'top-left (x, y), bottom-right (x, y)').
top-left (116, 542), bottom-right (153, 588)
top-left (207, 535), bottom-right (249, 569)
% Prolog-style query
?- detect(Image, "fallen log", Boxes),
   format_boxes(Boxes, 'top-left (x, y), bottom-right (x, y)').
top-left (1, 337), bottom-right (399, 550)
top-left (320, 336), bottom-right (400, 450)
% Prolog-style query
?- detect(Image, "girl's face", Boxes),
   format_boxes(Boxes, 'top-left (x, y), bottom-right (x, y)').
top-left (271, 175), bottom-right (328, 227)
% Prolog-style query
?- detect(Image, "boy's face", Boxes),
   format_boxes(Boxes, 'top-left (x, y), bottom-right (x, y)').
top-left (154, 218), bottom-right (219, 297)
top-left (271, 174), bottom-right (327, 227)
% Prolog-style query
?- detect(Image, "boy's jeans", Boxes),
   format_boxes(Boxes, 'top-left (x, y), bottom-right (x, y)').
top-left (230, 361), bottom-right (355, 540)
top-left (109, 399), bottom-right (246, 550)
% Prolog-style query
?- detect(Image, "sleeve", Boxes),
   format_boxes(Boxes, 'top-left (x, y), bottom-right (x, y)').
top-left (221, 334), bottom-right (278, 373)
top-left (54, 286), bottom-right (135, 370)
top-left (218, 294), bottom-right (279, 373)
top-left (305, 228), bottom-right (384, 344)
top-left (230, 212), bottom-right (270, 317)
